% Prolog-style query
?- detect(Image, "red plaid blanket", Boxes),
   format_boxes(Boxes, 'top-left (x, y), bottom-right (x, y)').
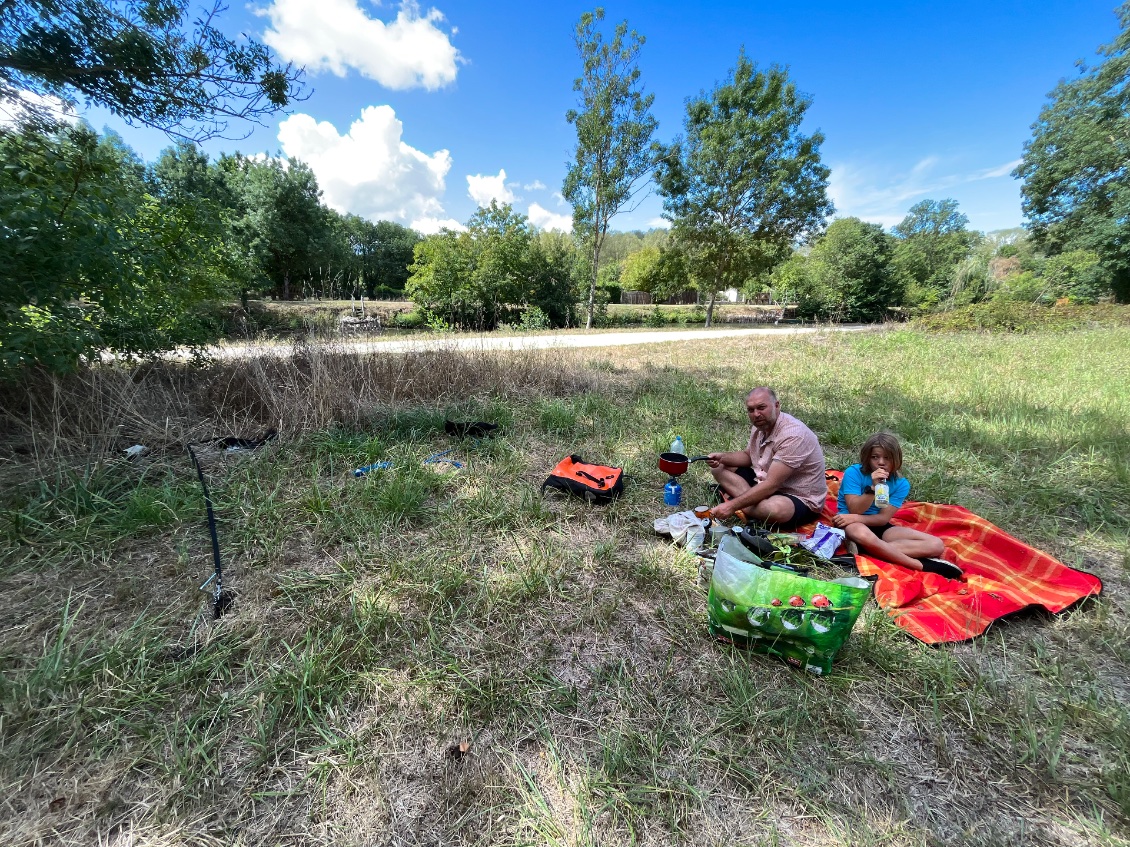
top-left (813, 471), bottom-right (1103, 644)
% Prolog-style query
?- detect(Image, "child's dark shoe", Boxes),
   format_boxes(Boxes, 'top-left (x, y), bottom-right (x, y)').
top-left (917, 557), bottom-right (963, 580)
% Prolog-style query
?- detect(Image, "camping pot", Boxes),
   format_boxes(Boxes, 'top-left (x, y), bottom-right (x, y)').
top-left (658, 452), bottom-right (709, 476)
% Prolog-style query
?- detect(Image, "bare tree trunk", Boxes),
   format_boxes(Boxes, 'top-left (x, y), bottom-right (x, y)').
top-left (705, 281), bottom-right (718, 328)
top-left (283, 269), bottom-right (290, 301)
top-left (586, 239), bottom-right (599, 329)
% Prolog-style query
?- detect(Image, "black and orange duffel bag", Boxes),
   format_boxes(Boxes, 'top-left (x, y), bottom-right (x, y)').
top-left (541, 455), bottom-right (624, 505)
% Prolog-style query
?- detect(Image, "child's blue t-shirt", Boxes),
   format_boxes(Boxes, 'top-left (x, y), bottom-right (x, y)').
top-left (837, 463), bottom-right (911, 515)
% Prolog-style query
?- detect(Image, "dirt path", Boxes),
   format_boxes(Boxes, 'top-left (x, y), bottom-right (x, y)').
top-left (212, 324), bottom-right (874, 359)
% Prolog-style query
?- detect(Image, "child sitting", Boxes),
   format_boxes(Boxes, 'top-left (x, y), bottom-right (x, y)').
top-left (833, 432), bottom-right (963, 580)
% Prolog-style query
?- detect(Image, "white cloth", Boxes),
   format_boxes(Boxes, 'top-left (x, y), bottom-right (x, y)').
top-left (654, 510), bottom-right (709, 552)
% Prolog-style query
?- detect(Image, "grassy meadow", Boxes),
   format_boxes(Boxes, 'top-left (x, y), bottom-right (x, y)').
top-left (1, 327), bottom-right (1128, 846)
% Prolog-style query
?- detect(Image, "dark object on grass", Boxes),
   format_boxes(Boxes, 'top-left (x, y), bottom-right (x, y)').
top-left (446, 740), bottom-right (472, 760)
top-left (217, 428), bottom-right (277, 451)
top-left (918, 557), bottom-right (964, 581)
top-left (735, 527), bottom-right (777, 560)
top-left (187, 438), bottom-right (264, 623)
top-left (445, 420), bottom-right (500, 439)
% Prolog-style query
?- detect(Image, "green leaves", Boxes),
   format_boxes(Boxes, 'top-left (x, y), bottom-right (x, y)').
top-left (1015, 3), bottom-right (1130, 301)
top-left (407, 203), bottom-right (578, 331)
top-left (563, 8), bottom-right (658, 328)
top-left (0, 124), bottom-right (233, 375)
top-left (785, 217), bottom-right (900, 322)
top-left (0, 0), bottom-right (306, 141)
top-left (655, 53), bottom-right (832, 324)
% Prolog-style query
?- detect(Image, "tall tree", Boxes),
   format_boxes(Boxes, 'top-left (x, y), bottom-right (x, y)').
top-left (224, 155), bottom-right (328, 301)
top-left (0, 124), bottom-right (231, 374)
top-left (655, 53), bottom-right (832, 326)
top-left (0, 0), bottom-right (305, 140)
top-left (786, 217), bottom-right (900, 322)
top-left (1014, 3), bottom-right (1130, 301)
top-left (345, 216), bottom-right (421, 298)
top-left (891, 198), bottom-right (978, 309)
top-left (563, 8), bottom-right (657, 329)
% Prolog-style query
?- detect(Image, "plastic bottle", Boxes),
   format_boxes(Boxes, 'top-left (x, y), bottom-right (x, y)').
top-left (663, 477), bottom-right (683, 507)
top-left (671, 435), bottom-right (685, 455)
top-left (874, 478), bottom-right (890, 508)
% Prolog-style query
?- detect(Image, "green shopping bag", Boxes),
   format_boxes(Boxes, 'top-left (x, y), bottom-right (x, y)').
top-left (707, 534), bottom-right (871, 675)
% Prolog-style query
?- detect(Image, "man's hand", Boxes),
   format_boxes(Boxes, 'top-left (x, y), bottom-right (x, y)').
top-left (712, 499), bottom-right (738, 520)
top-left (832, 513), bottom-right (865, 529)
top-left (705, 452), bottom-right (723, 469)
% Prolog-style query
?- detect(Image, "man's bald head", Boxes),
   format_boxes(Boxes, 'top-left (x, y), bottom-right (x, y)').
top-left (745, 387), bottom-right (781, 432)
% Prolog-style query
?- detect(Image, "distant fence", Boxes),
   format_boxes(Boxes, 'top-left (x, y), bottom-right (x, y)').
top-left (621, 290), bottom-right (653, 305)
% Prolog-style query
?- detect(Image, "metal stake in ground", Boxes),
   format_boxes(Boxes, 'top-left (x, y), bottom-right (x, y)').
top-left (187, 444), bottom-right (234, 618)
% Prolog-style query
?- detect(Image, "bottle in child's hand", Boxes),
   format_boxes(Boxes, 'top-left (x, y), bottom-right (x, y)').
top-left (874, 479), bottom-right (890, 508)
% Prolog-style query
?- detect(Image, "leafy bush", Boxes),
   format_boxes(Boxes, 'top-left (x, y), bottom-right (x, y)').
top-left (913, 301), bottom-right (1130, 333)
top-left (518, 306), bottom-right (551, 332)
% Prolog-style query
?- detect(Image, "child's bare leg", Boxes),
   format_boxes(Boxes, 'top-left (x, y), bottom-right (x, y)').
top-left (881, 526), bottom-right (946, 560)
top-left (845, 523), bottom-right (924, 571)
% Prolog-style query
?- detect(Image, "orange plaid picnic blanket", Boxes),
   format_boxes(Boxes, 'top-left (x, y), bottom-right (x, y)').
top-left (812, 471), bottom-right (1103, 644)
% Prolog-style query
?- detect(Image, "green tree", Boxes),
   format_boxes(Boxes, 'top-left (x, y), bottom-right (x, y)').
top-left (345, 216), bottom-right (421, 298)
top-left (1014, 4), bottom-right (1130, 301)
top-left (620, 243), bottom-right (688, 300)
top-left (655, 53), bottom-right (832, 326)
top-left (0, 124), bottom-right (230, 374)
top-left (224, 155), bottom-right (328, 301)
top-left (563, 8), bottom-right (658, 329)
top-left (407, 203), bottom-right (578, 330)
top-left (787, 218), bottom-right (899, 321)
top-left (0, 0), bottom-right (305, 140)
top-left (891, 198), bottom-right (979, 309)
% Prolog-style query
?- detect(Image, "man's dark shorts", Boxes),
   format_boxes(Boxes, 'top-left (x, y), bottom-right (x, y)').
top-left (731, 467), bottom-right (821, 531)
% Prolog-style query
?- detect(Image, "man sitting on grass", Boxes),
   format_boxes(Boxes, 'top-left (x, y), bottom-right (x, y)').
top-left (707, 387), bottom-right (827, 531)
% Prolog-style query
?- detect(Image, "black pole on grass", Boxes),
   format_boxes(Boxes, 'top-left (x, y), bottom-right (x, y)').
top-left (187, 444), bottom-right (233, 618)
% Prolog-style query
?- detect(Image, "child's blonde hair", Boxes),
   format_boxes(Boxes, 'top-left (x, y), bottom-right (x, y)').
top-left (860, 432), bottom-right (903, 478)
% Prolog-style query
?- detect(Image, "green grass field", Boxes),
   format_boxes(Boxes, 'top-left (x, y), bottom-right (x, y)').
top-left (1, 328), bottom-right (1128, 846)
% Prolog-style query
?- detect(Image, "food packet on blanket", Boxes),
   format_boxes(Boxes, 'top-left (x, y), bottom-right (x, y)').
top-left (800, 522), bottom-right (845, 560)
top-left (654, 511), bottom-right (707, 552)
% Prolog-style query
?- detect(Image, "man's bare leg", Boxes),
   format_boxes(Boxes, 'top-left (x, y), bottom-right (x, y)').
top-left (710, 464), bottom-right (754, 498)
top-left (746, 495), bottom-right (797, 526)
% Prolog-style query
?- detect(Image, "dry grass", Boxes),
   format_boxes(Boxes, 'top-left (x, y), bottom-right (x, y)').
top-left (1, 328), bottom-right (1128, 847)
top-left (0, 342), bottom-right (604, 467)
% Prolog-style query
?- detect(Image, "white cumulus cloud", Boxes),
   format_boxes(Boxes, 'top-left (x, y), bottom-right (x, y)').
top-left (523, 180), bottom-right (547, 191)
top-left (528, 203), bottom-right (572, 232)
top-left (411, 216), bottom-right (465, 234)
top-left (0, 89), bottom-right (76, 128)
top-left (466, 169), bottom-right (516, 207)
top-left (277, 105), bottom-right (452, 227)
top-left (261, 0), bottom-right (460, 90)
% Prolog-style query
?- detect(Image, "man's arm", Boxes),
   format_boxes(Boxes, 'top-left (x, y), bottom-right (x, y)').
top-left (705, 450), bottom-right (752, 469)
top-left (717, 459), bottom-right (794, 514)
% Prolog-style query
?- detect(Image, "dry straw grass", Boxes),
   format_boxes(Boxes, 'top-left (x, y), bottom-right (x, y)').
top-left (0, 341), bottom-right (602, 466)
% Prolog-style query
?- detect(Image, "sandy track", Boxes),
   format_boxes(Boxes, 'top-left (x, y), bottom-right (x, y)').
top-left (210, 324), bottom-right (874, 359)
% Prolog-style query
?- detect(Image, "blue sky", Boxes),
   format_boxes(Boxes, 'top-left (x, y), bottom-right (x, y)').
top-left (87, 0), bottom-right (1122, 236)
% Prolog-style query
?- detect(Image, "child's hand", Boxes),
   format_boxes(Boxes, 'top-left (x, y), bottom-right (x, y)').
top-left (832, 513), bottom-right (863, 528)
top-left (870, 469), bottom-right (889, 484)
